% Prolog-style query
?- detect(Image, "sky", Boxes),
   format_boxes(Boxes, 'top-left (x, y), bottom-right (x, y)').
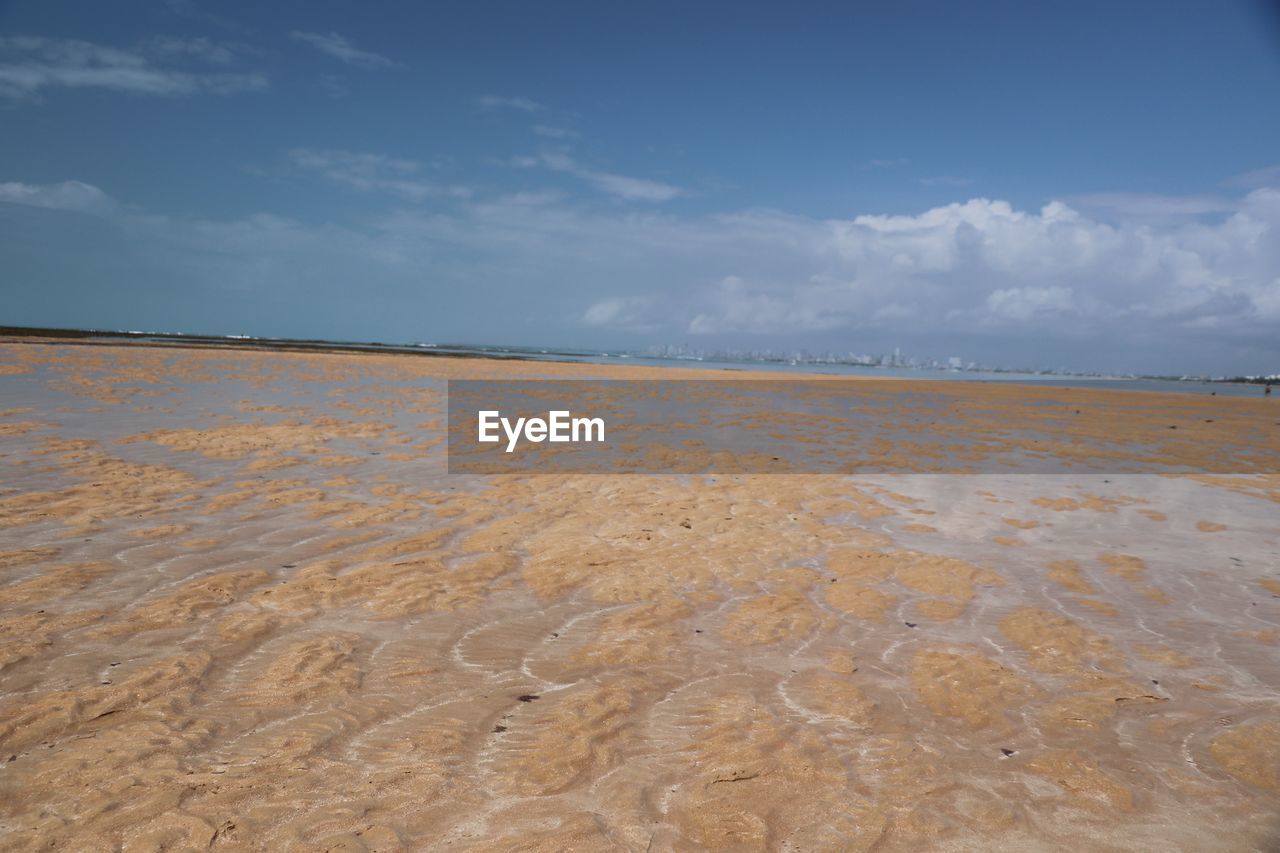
top-left (2, 0), bottom-right (1279, 375)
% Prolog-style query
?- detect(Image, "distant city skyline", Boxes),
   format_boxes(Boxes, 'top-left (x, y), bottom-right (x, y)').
top-left (2, 0), bottom-right (1280, 375)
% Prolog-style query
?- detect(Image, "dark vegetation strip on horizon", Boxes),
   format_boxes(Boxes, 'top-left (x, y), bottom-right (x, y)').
top-left (0, 325), bottom-right (541, 362)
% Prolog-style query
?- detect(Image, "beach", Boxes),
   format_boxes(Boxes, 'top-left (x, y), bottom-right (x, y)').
top-left (1, 338), bottom-right (1278, 851)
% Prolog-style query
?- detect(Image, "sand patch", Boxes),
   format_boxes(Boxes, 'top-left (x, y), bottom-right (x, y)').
top-left (1210, 720), bottom-right (1280, 791)
top-left (1047, 559), bottom-right (1097, 595)
top-left (0, 546), bottom-right (60, 571)
top-left (1100, 552), bottom-right (1147, 582)
top-left (912, 648), bottom-right (1036, 730)
top-left (902, 522), bottom-right (938, 533)
top-left (128, 523), bottom-right (192, 539)
top-left (99, 570), bottom-right (270, 636)
top-left (721, 592), bottom-right (820, 645)
top-left (1026, 749), bottom-right (1135, 811)
top-left (999, 608), bottom-right (1122, 675)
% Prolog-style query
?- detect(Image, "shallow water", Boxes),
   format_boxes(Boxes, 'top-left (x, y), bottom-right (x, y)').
top-left (0, 340), bottom-right (1277, 851)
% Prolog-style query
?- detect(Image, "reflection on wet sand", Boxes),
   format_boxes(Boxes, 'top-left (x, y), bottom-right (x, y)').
top-left (0, 339), bottom-right (1278, 851)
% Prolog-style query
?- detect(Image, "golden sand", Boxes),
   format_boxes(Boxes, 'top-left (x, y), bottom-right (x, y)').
top-left (0, 339), bottom-right (1278, 850)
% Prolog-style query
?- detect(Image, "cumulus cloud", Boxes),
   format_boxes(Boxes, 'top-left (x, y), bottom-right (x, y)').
top-left (288, 31), bottom-right (399, 69)
top-left (0, 36), bottom-right (267, 99)
top-left (684, 191), bottom-right (1280, 345)
top-left (432, 187), bottom-right (1279, 365)
top-left (379, 185), bottom-right (1280, 356)
top-left (289, 149), bottom-right (470, 201)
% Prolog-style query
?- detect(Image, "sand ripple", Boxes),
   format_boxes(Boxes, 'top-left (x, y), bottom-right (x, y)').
top-left (0, 341), bottom-right (1278, 850)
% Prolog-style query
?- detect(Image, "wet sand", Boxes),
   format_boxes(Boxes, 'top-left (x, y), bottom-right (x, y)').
top-left (1, 339), bottom-right (1278, 851)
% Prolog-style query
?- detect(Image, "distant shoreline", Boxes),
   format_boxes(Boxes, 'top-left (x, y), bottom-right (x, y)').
top-left (0, 324), bottom-right (1271, 393)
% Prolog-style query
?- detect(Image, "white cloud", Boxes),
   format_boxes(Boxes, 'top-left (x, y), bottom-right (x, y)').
top-left (289, 149), bottom-right (470, 201)
top-left (288, 31), bottom-right (399, 69)
top-left (582, 170), bottom-right (684, 203)
top-left (477, 94), bottom-right (541, 112)
top-left (468, 187), bottom-right (1277, 357)
top-left (534, 151), bottom-right (684, 202)
top-left (0, 180), bottom-right (116, 213)
top-left (368, 180), bottom-right (1280, 349)
top-left (0, 36), bottom-right (267, 99)
top-left (684, 190), bottom-right (1280, 342)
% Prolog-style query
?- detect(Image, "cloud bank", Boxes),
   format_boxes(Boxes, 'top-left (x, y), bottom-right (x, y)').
top-left (3, 171), bottom-right (1278, 373)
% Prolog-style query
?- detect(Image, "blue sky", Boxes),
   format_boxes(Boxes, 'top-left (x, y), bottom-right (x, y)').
top-left (2, 0), bottom-right (1279, 374)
